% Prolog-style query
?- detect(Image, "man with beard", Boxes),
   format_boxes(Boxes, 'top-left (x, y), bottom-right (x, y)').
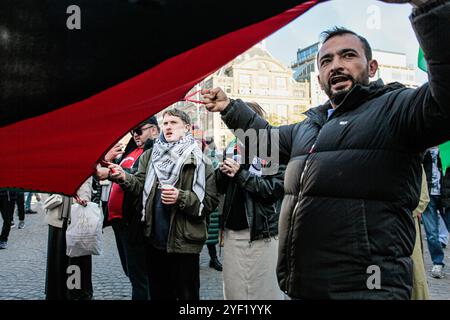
top-left (201, 0), bottom-right (450, 299)
top-left (101, 116), bottom-right (159, 300)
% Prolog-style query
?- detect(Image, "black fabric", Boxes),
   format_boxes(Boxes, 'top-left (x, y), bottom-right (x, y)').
top-left (14, 191), bottom-right (25, 221)
top-left (150, 188), bottom-right (172, 250)
top-left (111, 219), bottom-right (151, 300)
top-left (1, 0), bottom-right (314, 127)
top-left (101, 200), bottom-right (111, 228)
top-left (423, 150), bottom-right (450, 208)
top-left (443, 174), bottom-right (450, 209)
top-left (90, 178), bottom-right (102, 205)
top-left (111, 219), bottom-right (130, 277)
top-left (45, 217), bottom-right (93, 300)
top-left (216, 163), bottom-right (285, 241)
top-left (67, 255), bottom-right (93, 300)
top-left (224, 184), bottom-right (248, 231)
top-left (146, 245), bottom-right (200, 300)
top-left (221, 3), bottom-right (450, 297)
top-left (0, 193), bottom-right (15, 242)
top-left (45, 224), bottom-right (69, 300)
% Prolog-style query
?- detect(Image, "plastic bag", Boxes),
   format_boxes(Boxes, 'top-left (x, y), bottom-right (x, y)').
top-left (66, 202), bottom-right (103, 257)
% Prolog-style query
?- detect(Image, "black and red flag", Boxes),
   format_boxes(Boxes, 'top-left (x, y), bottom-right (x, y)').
top-left (0, 0), bottom-right (322, 195)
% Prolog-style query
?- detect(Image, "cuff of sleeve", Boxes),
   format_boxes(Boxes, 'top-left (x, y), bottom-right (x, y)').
top-left (118, 173), bottom-right (132, 189)
top-left (177, 189), bottom-right (188, 210)
top-left (220, 99), bottom-right (235, 116)
top-left (235, 169), bottom-right (249, 186)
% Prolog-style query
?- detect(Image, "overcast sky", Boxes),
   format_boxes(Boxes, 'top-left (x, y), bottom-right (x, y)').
top-left (265, 0), bottom-right (427, 84)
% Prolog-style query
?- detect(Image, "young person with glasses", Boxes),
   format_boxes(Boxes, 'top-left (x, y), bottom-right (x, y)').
top-left (98, 116), bottom-right (159, 300)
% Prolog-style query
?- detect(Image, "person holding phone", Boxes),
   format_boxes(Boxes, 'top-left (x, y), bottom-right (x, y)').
top-left (97, 116), bottom-right (159, 300)
top-left (216, 102), bottom-right (286, 300)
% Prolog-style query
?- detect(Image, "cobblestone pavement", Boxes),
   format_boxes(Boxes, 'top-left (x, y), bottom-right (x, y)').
top-left (422, 231), bottom-right (450, 300)
top-left (0, 202), bottom-right (449, 300)
top-left (0, 202), bottom-right (223, 300)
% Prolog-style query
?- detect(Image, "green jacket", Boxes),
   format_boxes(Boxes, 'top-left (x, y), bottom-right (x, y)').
top-left (120, 148), bottom-right (219, 254)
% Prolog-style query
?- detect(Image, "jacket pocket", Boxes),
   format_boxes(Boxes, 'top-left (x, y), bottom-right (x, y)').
top-left (352, 200), bottom-right (371, 261)
top-left (183, 217), bottom-right (207, 243)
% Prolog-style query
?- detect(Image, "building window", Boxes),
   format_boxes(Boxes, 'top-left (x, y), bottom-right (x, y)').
top-left (239, 87), bottom-right (251, 95)
top-left (276, 77), bottom-right (286, 88)
top-left (259, 76), bottom-right (269, 85)
top-left (239, 74), bottom-right (251, 84)
top-left (258, 87), bottom-right (269, 96)
top-left (295, 90), bottom-right (305, 98)
top-left (293, 105), bottom-right (304, 115)
top-left (277, 105), bottom-right (288, 124)
top-left (392, 72), bottom-right (402, 81)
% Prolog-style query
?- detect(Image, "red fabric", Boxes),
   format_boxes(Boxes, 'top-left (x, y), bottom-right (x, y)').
top-left (107, 148), bottom-right (144, 220)
top-left (0, 1), bottom-right (320, 195)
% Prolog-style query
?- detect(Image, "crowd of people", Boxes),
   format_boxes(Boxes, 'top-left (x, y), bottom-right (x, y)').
top-left (1, 0), bottom-right (450, 300)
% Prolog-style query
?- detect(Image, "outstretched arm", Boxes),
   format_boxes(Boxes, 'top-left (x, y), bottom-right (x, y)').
top-left (202, 88), bottom-right (294, 163)
top-left (388, 0), bottom-right (450, 150)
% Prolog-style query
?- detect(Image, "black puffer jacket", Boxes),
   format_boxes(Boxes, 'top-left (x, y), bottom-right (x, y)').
top-left (423, 149), bottom-right (450, 208)
top-left (220, 1), bottom-right (450, 299)
top-left (216, 162), bottom-right (285, 242)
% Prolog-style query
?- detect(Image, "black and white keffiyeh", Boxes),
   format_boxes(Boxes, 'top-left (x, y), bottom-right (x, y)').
top-left (142, 133), bottom-right (205, 220)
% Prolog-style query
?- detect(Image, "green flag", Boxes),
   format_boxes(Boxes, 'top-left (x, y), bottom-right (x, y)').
top-left (418, 48), bottom-right (427, 72)
top-left (440, 141), bottom-right (450, 175)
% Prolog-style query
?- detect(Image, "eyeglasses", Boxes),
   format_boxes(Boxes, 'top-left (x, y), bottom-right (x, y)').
top-left (130, 125), bottom-right (154, 136)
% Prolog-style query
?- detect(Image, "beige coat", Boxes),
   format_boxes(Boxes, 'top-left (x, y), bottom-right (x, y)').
top-left (410, 169), bottom-right (430, 300)
top-left (45, 177), bottom-right (93, 228)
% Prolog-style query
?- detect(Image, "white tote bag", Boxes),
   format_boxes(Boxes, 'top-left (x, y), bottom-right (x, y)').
top-left (66, 202), bottom-right (103, 257)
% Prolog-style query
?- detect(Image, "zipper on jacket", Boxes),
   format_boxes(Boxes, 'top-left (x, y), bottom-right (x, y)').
top-left (284, 119), bottom-right (327, 293)
top-left (243, 195), bottom-right (254, 246)
top-left (284, 86), bottom-right (359, 293)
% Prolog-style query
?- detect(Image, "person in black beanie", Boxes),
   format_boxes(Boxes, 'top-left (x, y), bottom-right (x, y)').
top-left (101, 116), bottom-right (160, 300)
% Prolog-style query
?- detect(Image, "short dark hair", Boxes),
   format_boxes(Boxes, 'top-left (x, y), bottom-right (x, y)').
top-left (319, 26), bottom-right (372, 61)
top-left (139, 116), bottom-right (159, 132)
top-left (162, 108), bottom-right (191, 125)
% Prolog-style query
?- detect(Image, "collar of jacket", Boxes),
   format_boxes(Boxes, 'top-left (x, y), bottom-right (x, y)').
top-left (304, 79), bottom-right (405, 126)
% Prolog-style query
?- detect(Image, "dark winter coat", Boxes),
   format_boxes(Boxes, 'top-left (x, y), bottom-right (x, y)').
top-left (220, 1), bottom-right (450, 299)
top-left (215, 163), bottom-right (285, 242)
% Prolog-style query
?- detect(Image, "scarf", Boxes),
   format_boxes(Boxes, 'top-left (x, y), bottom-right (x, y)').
top-left (142, 133), bottom-right (205, 221)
